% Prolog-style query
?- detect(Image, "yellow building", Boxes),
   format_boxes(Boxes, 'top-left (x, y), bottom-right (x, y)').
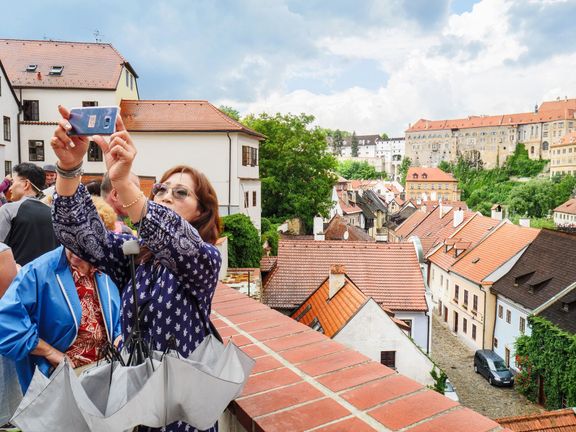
top-left (405, 167), bottom-right (460, 202)
top-left (550, 131), bottom-right (576, 176)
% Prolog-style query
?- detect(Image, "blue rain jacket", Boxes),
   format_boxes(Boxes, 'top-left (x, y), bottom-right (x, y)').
top-left (0, 246), bottom-right (121, 392)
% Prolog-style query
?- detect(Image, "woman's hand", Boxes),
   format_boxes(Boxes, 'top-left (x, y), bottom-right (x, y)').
top-left (92, 114), bottom-right (136, 184)
top-left (51, 106), bottom-right (90, 169)
top-left (45, 347), bottom-right (72, 368)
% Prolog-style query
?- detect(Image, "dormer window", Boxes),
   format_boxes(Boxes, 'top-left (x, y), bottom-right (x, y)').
top-left (422, 173), bottom-right (428, 179)
top-left (26, 64), bottom-right (37, 72)
top-left (412, 174), bottom-right (418, 179)
top-left (561, 302), bottom-right (569, 312)
top-left (49, 66), bottom-right (64, 76)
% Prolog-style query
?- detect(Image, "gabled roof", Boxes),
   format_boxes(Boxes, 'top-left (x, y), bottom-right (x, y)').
top-left (554, 198), bottom-right (576, 215)
top-left (291, 275), bottom-right (368, 337)
top-left (119, 100), bottom-right (265, 138)
top-left (406, 167), bottom-right (457, 183)
top-left (0, 38), bottom-right (135, 89)
top-left (0, 60), bottom-right (20, 106)
top-left (324, 214), bottom-right (374, 242)
top-left (260, 256), bottom-right (278, 273)
top-left (336, 191), bottom-right (363, 214)
top-left (361, 189), bottom-right (388, 213)
top-left (404, 206), bottom-right (475, 255)
top-left (496, 407), bottom-right (576, 431)
top-left (394, 209), bottom-right (431, 239)
top-left (451, 223), bottom-right (540, 285)
top-left (539, 285), bottom-right (576, 334)
top-left (263, 240), bottom-right (427, 311)
top-left (428, 214), bottom-right (500, 271)
top-left (539, 98), bottom-right (576, 112)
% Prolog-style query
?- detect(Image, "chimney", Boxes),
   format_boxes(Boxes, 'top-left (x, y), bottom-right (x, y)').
top-left (519, 217), bottom-right (530, 228)
top-left (313, 215), bottom-right (325, 241)
top-left (491, 204), bottom-right (503, 221)
top-left (329, 265), bottom-right (346, 299)
top-left (453, 207), bottom-right (464, 227)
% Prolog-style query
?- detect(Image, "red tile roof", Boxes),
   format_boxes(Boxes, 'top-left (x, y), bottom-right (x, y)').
top-left (559, 131), bottom-right (576, 146)
top-left (119, 100), bottom-right (265, 138)
top-left (539, 98), bottom-right (576, 112)
top-left (496, 408), bottom-right (576, 431)
top-left (212, 284), bottom-right (500, 432)
top-left (451, 223), bottom-right (540, 284)
top-left (291, 275), bottom-right (368, 337)
top-left (263, 240), bottom-right (427, 311)
top-left (324, 214), bottom-right (374, 242)
top-left (406, 104), bottom-right (576, 132)
top-left (394, 209), bottom-right (431, 239)
top-left (260, 256), bottom-right (278, 272)
top-left (0, 38), bottom-right (134, 89)
top-left (428, 214), bottom-right (500, 271)
top-left (406, 167), bottom-right (458, 182)
top-left (555, 198), bottom-right (576, 215)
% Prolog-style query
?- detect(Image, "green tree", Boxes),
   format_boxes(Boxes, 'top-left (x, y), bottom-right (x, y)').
top-left (218, 105), bottom-right (240, 121)
top-left (380, 132), bottom-right (389, 140)
top-left (221, 214), bottom-right (262, 268)
top-left (336, 160), bottom-right (382, 179)
top-left (399, 157), bottom-right (412, 185)
top-left (428, 367), bottom-right (448, 395)
top-left (438, 160), bottom-right (452, 173)
top-left (242, 113), bottom-right (337, 232)
top-left (351, 131), bottom-right (359, 157)
top-left (505, 143), bottom-right (547, 177)
top-left (332, 129), bottom-right (345, 156)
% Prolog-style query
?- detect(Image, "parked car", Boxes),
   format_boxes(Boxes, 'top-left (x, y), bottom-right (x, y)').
top-left (444, 379), bottom-right (459, 402)
top-left (474, 349), bottom-right (514, 387)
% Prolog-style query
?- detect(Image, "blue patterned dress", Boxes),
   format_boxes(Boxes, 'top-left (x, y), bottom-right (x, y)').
top-left (52, 185), bottom-right (221, 432)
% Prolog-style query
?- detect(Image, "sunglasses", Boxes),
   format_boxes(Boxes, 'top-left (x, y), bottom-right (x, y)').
top-left (151, 183), bottom-right (196, 200)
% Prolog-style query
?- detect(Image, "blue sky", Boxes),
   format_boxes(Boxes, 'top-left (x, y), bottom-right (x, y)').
top-left (4, 0), bottom-right (576, 135)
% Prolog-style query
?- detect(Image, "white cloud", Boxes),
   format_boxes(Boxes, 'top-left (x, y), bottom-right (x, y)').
top-left (218, 0), bottom-right (576, 136)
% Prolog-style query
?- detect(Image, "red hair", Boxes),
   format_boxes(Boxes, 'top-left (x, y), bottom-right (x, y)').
top-left (155, 165), bottom-right (221, 245)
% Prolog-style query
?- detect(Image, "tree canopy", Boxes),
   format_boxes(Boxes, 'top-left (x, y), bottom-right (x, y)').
top-left (242, 112), bottom-right (337, 232)
top-left (399, 157), bottom-right (412, 185)
top-left (221, 214), bottom-right (262, 268)
top-left (351, 131), bottom-right (359, 157)
top-left (336, 160), bottom-right (384, 180)
top-left (218, 105), bottom-right (240, 121)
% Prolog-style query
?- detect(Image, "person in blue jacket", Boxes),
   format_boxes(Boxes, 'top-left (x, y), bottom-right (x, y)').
top-left (0, 202), bottom-right (122, 393)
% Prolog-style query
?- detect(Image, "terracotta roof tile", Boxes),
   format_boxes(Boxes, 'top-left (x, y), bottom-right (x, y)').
top-left (406, 167), bottom-right (458, 183)
top-left (211, 283), bottom-right (504, 431)
top-left (428, 214), bottom-right (500, 271)
top-left (451, 223), bottom-right (540, 284)
top-left (260, 256), bottom-right (278, 272)
top-left (291, 276), bottom-right (367, 337)
top-left (119, 100), bottom-right (265, 138)
top-left (263, 240), bottom-right (427, 311)
top-left (394, 209), bottom-right (431, 239)
top-left (496, 408), bottom-right (576, 431)
top-left (559, 131), bottom-right (576, 146)
top-left (554, 198), bottom-right (576, 215)
top-left (324, 214), bottom-right (374, 242)
top-left (0, 38), bottom-right (132, 89)
top-left (539, 98), bottom-right (576, 112)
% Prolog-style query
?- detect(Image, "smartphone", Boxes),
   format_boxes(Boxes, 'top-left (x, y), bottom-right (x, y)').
top-left (68, 106), bottom-right (119, 136)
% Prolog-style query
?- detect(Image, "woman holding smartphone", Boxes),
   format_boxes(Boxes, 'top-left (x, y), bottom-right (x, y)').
top-left (50, 106), bottom-right (221, 432)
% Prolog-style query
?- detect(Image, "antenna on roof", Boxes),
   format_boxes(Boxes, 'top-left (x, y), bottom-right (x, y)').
top-left (94, 30), bottom-right (103, 43)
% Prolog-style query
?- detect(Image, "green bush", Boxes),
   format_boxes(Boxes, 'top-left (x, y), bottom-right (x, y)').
top-left (515, 316), bottom-right (576, 409)
top-left (221, 214), bottom-right (262, 268)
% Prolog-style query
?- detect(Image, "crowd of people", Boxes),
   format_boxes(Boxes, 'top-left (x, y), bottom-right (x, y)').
top-left (0, 106), bottom-right (222, 432)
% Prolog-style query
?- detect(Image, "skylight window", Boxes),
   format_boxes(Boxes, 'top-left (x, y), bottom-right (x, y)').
top-left (49, 66), bottom-right (64, 76)
top-left (26, 64), bottom-right (37, 72)
top-left (471, 257), bottom-right (480, 264)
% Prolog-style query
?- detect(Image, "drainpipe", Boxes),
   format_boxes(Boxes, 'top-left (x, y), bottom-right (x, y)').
top-left (227, 132), bottom-right (232, 215)
top-left (482, 285), bottom-right (486, 349)
top-left (17, 88), bottom-right (22, 164)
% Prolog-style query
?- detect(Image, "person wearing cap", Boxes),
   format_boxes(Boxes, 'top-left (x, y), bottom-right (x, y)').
top-left (0, 163), bottom-right (58, 266)
top-left (43, 164), bottom-right (57, 188)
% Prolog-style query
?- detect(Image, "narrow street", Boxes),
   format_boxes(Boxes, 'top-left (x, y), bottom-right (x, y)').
top-left (430, 315), bottom-right (542, 419)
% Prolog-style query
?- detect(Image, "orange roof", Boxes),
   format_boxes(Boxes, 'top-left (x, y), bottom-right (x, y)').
top-left (539, 98), bottom-right (576, 112)
top-left (554, 198), bottom-right (576, 215)
top-left (0, 38), bottom-right (134, 89)
top-left (324, 215), bottom-right (373, 242)
top-left (395, 209), bottom-right (432, 239)
top-left (349, 180), bottom-right (378, 190)
top-left (406, 167), bottom-right (457, 183)
top-left (406, 104), bottom-right (576, 133)
top-left (119, 100), bottom-right (265, 138)
top-left (559, 131), bottom-right (576, 146)
top-left (496, 408), bottom-right (576, 432)
top-left (336, 191), bottom-right (363, 214)
top-left (405, 206), bottom-right (475, 254)
top-left (260, 256), bottom-right (278, 272)
top-left (291, 275), bottom-right (368, 337)
top-left (428, 214), bottom-right (500, 271)
top-left (263, 240), bottom-right (427, 311)
top-left (451, 223), bottom-right (540, 284)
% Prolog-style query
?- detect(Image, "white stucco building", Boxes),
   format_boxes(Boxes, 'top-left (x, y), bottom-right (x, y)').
top-left (0, 60), bottom-right (19, 176)
top-left (0, 39), bottom-right (139, 169)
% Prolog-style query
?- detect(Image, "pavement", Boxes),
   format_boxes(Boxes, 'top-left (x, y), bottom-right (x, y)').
top-left (430, 314), bottom-right (543, 419)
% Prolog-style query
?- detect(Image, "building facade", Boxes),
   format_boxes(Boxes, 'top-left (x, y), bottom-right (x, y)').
top-left (550, 131), bottom-right (576, 177)
top-left (405, 98), bottom-right (576, 169)
top-left (0, 60), bottom-right (19, 176)
top-left (405, 167), bottom-right (461, 202)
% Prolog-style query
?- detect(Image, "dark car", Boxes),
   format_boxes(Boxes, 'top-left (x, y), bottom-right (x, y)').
top-left (474, 350), bottom-right (514, 387)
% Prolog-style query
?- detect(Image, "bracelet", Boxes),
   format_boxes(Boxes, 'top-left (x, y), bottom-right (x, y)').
top-left (122, 192), bottom-right (145, 209)
top-left (56, 162), bottom-right (84, 179)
